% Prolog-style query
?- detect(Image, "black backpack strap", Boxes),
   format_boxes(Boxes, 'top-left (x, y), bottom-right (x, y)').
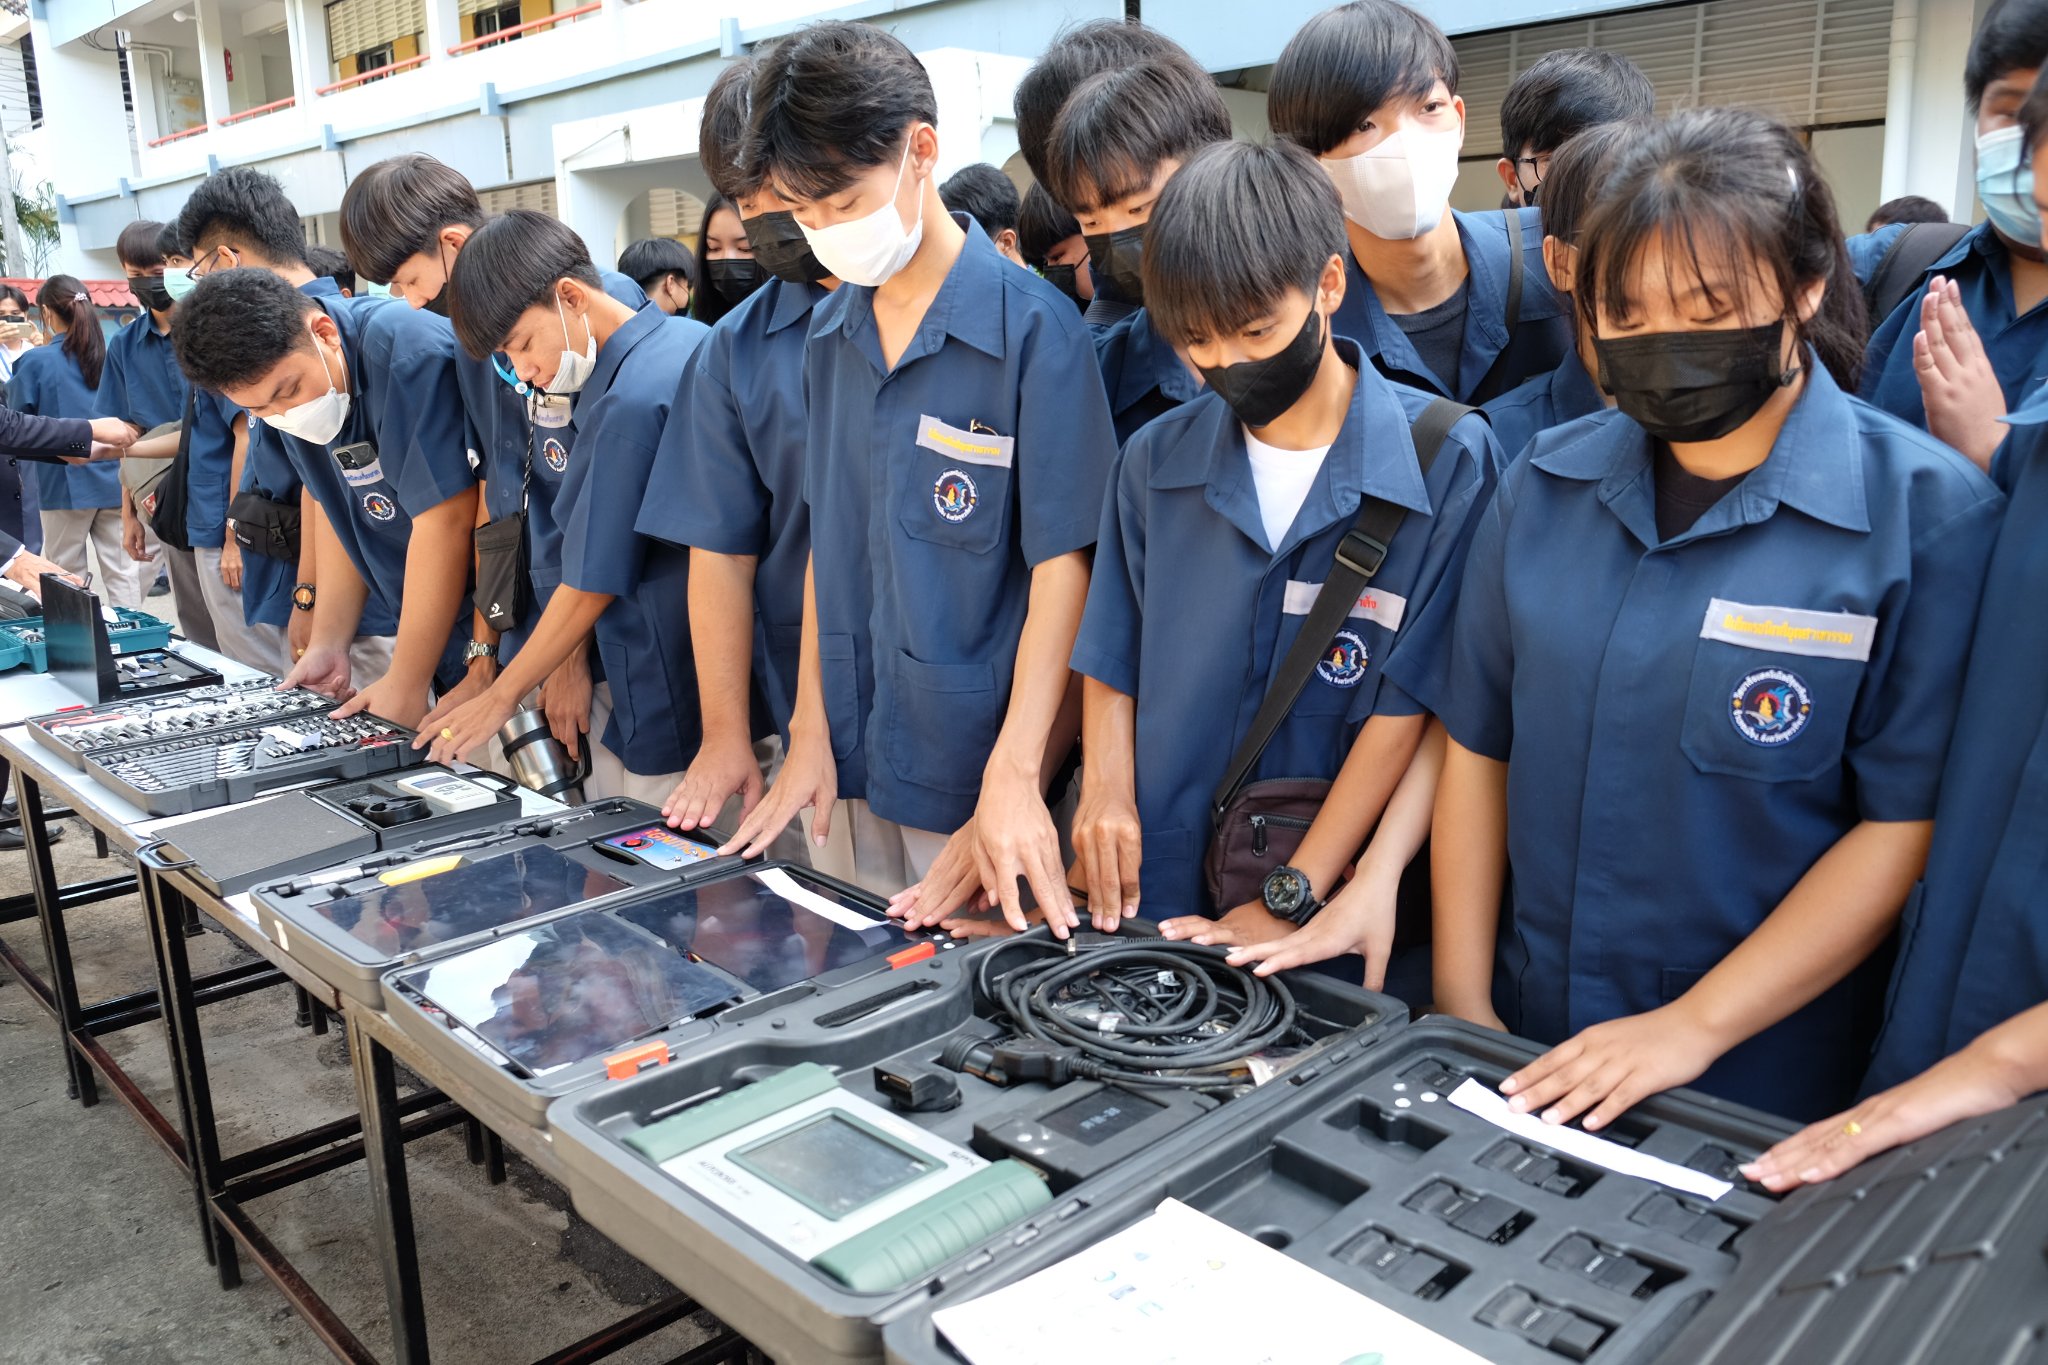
top-left (1863, 221), bottom-right (1970, 326)
top-left (1503, 208), bottom-right (1525, 337)
top-left (1210, 397), bottom-right (1475, 825)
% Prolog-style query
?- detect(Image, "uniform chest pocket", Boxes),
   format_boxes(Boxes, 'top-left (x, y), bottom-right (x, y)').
top-left (333, 441), bottom-right (404, 535)
top-left (897, 414), bottom-right (1013, 555)
top-left (1678, 599), bottom-right (1876, 784)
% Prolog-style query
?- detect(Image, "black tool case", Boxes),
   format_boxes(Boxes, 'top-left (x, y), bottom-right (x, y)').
top-left (83, 703), bottom-right (425, 816)
top-left (544, 926), bottom-right (1405, 1365)
top-left (249, 797), bottom-right (744, 1010)
top-left (27, 678), bottom-right (311, 770)
top-left (139, 766), bottom-right (528, 897)
top-left (880, 1017), bottom-right (1795, 1365)
top-left (1646, 1092), bottom-right (2048, 1365)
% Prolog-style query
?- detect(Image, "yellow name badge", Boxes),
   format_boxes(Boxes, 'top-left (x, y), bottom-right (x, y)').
top-left (1699, 598), bottom-right (1877, 662)
top-left (916, 415), bottom-right (1015, 468)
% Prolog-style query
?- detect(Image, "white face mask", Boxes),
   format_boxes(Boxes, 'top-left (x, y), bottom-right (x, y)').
top-left (1322, 122), bottom-right (1464, 240)
top-left (547, 294), bottom-right (598, 395)
top-left (798, 133), bottom-right (926, 287)
top-left (265, 321), bottom-right (350, 445)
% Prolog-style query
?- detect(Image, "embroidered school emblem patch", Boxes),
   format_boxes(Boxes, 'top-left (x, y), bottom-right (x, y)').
top-left (543, 437), bottom-right (568, 473)
top-left (361, 491), bottom-right (397, 522)
top-left (933, 469), bottom-right (979, 523)
top-left (1730, 667), bottom-right (1812, 746)
top-left (1317, 629), bottom-right (1369, 687)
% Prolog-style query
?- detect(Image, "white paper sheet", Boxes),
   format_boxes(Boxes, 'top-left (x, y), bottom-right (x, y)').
top-left (1447, 1078), bottom-right (1732, 1200)
top-left (754, 866), bottom-right (888, 932)
top-left (932, 1198), bottom-right (1489, 1365)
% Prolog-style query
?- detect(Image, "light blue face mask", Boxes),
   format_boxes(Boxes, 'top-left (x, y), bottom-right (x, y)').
top-left (1977, 124), bottom-right (2041, 246)
top-left (363, 281), bottom-right (393, 299)
top-left (162, 266), bottom-right (197, 303)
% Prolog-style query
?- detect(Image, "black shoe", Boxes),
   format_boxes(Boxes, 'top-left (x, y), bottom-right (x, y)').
top-left (0, 823), bottom-right (61, 850)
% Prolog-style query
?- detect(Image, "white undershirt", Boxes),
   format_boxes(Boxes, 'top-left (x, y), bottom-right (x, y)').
top-left (1243, 427), bottom-right (1331, 553)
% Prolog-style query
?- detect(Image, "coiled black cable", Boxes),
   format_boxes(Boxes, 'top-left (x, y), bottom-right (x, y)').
top-left (972, 936), bottom-right (1299, 1091)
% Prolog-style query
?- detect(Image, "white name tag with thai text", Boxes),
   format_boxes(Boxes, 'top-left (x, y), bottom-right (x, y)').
top-left (1699, 598), bottom-right (1877, 662)
top-left (916, 415), bottom-right (1014, 468)
top-left (1283, 580), bottom-right (1408, 632)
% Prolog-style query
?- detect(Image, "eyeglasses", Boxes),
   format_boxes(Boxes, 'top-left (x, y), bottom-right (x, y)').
top-left (1513, 153), bottom-right (1553, 192)
top-left (190, 244), bottom-right (242, 280)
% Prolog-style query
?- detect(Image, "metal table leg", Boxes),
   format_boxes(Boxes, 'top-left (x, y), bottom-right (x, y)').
top-left (18, 768), bottom-right (95, 1106)
top-left (348, 1012), bottom-right (432, 1365)
top-left (141, 863), bottom-right (217, 1265)
top-left (153, 870), bottom-right (243, 1288)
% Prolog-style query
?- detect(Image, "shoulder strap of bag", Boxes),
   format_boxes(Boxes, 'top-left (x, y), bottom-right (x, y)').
top-left (1210, 397), bottom-right (1475, 825)
top-left (1503, 208), bottom-right (1525, 336)
top-left (1863, 221), bottom-right (1971, 326)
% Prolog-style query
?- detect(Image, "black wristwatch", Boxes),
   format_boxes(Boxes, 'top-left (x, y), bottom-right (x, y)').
top-left (291, 582), bottom-right (316, 612)
top-left (1261, 865), bottom-right (1323, 925)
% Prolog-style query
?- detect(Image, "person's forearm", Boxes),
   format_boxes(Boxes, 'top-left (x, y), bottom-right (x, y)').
top-left (297, 489), bottom-right (320, 593)
top-left (689, 550), bottom-right (760, 746)
top-left (1079, 676), bottom-right (1137, 804)
top-left (468, 482), bottom-right (499, 650)
top-left (225, 418), bottom-right (250, 547)
top-left (307, 500), bottom-right (368, 650)
top-left (387, 489), bottom-right (479, 692)
top-left (1355, 720), bottom-right (1447, 884)
top-left (1968, 999), bottom-right (2048, 1099)
top-left (1677, 819), bottom-right (1933, 1051)
top-left (121, 431), bottom-right (181, 461)
top-left (1432, 740), bottom-right (1510, 1013)
top-left (483, 588), bottom-right (610, 703)
top-left (1288, 712), bottom-right (1427, 893)
top-left (788, 559), bottom-right (829, 747)
top-left (987, 550), bottom-right (1089, 787)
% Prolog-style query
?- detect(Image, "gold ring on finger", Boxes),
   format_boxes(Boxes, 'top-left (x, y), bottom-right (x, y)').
top-left (440, 728), bottom-right (455, 740)
top-left (1842, 1120), bottom-right (1863, 1138)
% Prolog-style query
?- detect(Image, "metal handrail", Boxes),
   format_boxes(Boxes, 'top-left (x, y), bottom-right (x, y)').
top-left (446, 1), bottom-right (600, 55)
top-left (315, 53), bottom-right (431, 95)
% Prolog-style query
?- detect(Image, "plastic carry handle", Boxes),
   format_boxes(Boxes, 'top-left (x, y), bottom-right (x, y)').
top-left (622, 1061), bottom-right (841, 1164)
top-left (810, 1160), bottom-right (1053, 1292)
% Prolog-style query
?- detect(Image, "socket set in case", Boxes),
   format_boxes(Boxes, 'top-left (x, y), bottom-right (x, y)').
top-left (86, 708), bottom-right (423, 815)
top-left (28, 679), bottom-right (325, 769)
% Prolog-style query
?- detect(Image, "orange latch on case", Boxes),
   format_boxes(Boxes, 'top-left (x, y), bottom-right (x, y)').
top-left (605, 1040), bottom-right (671, 1080)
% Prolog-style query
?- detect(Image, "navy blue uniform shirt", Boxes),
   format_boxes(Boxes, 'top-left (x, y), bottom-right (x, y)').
top-left (1331, 207), bottom-right (1570, 404)
top-left (1394, 365), bottom-right (2002, 1120)
top-left (1480, 347), bottom-right (1604, 466)
top-left (10, 344), bottom-right (119, 511)
top-left (558, 303), bottom-right (710, 775)
top-left (639, 276), bottom-right (826, 742)
top-left (1863, 382), bottom-right (2048, 1093)
top-left (94, 310), bottom-right (188, 432)
top-left (1094, 307), bottom-right (1202, 446)
top-left (802, 216), bottom-right (1118, 834)
top-left (1851, 222), bottom-right (2048, 429)
top-left (1073, 338), bottom-right (1500, 916)
top-left (278, 294), bottom-right (475, 687)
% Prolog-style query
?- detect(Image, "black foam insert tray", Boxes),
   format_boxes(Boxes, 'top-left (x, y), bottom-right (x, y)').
top-left (883, 1017), bottom-right (1794, 1365)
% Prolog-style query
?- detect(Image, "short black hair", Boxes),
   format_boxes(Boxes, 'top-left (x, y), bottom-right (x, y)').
top-left (939, 163), bottom-right (1021, 237)
top-left (116, 220), bottom-right (167, 270)
top-left (176, 166), bottom-right (309, 267)
top-left (305, 243), bottom-right (356, 295)
top-left (1142, 139), bottom-right (1346, 349)
top-left (339, 154), bottom-right (484, 285)
top-left (745, 21), bottom-right (937, 203)
top-left (617, 236), bottom-right (697, 288)
top-left (700, 55), bottom-right (762, 201)
top-left (1536, 119), bottom-right (1638, 249)
top-left (1968, 0), bottom-right (2048, 111)
top-left (171, 267), bottom-right (319, 391)
top-left (1016, 181), bottom-right (1082, 266)
top-left (1043, 60), bottom-right (1233, 215)
top-left (447, 209), bottom-right (601, 360)
top-left (1269, 0), bottom-right (1458, 157)
top-left (0, 284), bottom-right (26, 312)
top-left (155, 220), bottom-right (188, 261)
top-left (1498, 49), bottom-right (1655, 159)
top-left (1014, 20), bottom-right (1195, 191)
top-left (1865, 194), bottom-right (1950, 230)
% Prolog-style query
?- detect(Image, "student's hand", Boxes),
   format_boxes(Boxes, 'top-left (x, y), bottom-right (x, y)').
top-left (121, 509), bottom-right (152, 564)
top-left (1741, 1040), bottom-right (2026, 1193)
top-left (539, 650), bottom-right (593, 763)
top-left (88, 441), bottom-right (125, 461)
top-left (218, 539), bottom-right (243, 592)
top-left (338, 673), bottom-right (431, 730)
top-left (888, 822), bottom-right (995, 929)
top-left (286, 608), bottom-right (314, 665)
top-left (1071, 785), bottom-right (1143, 933)
top-left (968, 769), bottom-right (1078, 938)
top-left (2, 552), bottom-right (74, 596)
top-left (665, 732), bottom-right (763, 832)
top-left (1227, 863), bottom-right (1401, 990)
top-left (1161, 900), bottom-right (1295, 949)
top-left (936, 902), bottom-right (1053, 940)
top-left (282, 645), bottom-right (353, 701)
top-left (416, 685), bottom-right (517, 764)
top-left (718, 731), bottom-right (837, 859)
top-left (421, 658), bottom-right (495, 728)
top-left (1500, 1004), bottom-right (1725, 1132)
top-left (1915, 277), bottom-right (2006, 471)
top-left (89, 418), bottom-right (138, 449)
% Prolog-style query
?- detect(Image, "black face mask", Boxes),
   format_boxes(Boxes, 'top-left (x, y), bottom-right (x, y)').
top-left (134, 275), bottom-right (173, 314)
top-left (1594, 321), bottom-right (1797, 444)
top-left (420, 284), bottom-right (452, 318)
top-left (743, 211), bottom-right (833, 285)
top-left (1201, 307), bottom-right (1327, 430)
top-left (1040, 263), bottom-right (1084, 311)
top-left (706, 258), bottom-right (767, 307)
top-left (1083, 225), bottom-right (1147, 306)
